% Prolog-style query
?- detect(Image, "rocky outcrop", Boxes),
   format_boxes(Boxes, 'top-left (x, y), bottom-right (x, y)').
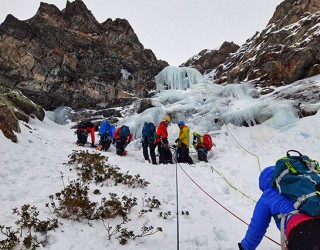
top-left (181, 42), bottom-right (239, 74)
top-left (212, 0), bottom-right (320, 87)
top-left (0, 85), bottom-right (45, 142)
top-left (0, 0), bottom-right (168, 111)
top-left (0, 104), bottom-right (20, 142)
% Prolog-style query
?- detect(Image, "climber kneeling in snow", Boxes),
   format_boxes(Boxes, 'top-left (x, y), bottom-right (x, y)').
top-left (76, 120), bottom-right (96, 147)
top-left (193, 132), bottom-right (208, 162)
top-left (96, 120), bottom-right (115, 151)
top-left (113, 125), bottom-right (133, 156)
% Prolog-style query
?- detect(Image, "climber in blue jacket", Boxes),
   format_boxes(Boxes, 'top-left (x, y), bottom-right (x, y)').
top-left (239, 166), bottom-right (320, 250)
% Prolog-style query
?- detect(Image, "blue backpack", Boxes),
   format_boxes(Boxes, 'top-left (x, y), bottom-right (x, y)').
top-left (109, 125), bottom-right (115, 139)
top-left (142, 122), bottom-right (155, 138)
top-left (99, 121), bottom-right (111, 136)
top-left (119, 125), bottom-right (130, 138)
top-left (271, 150), bottom-right (320, 217)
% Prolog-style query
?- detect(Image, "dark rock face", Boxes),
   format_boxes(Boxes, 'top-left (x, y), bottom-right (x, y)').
top-left (181, 41), bottom-right (240, 74)
top-left (0, 104), bottom-right (20, 142)
top-left (0, 0), bottom-right (168, 111)
top-left (212, 0), bottom-right (320, 87)
top-left (138, 99), bottom-right (154, 113)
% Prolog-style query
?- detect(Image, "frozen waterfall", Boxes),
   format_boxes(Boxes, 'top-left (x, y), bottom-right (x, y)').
top-left (155, 66), bottom-right (209, 91)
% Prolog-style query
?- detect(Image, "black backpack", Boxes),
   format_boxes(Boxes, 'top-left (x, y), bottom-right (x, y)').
top-left (77, 121), bottom-right (94, 129)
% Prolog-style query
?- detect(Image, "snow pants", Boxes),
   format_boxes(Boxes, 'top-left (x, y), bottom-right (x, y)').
top-left (142, 142), bottom-right (157, 164)
top-left (115, 139), bottom-right (127, 156)
top-left (177, 143), bottom-right (193, 164)
top-left (76, 129), bottom-right (88, 145)
top-left (99, 134), bottom-right (112, 151)
top-left (157, 140), bottom-right (172, 164)
top-left (197, 147), bottom-right (208, 162)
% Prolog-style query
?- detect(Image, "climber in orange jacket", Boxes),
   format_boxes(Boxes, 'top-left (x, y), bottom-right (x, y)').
top-left (155, 116), bottom-right (172, 164)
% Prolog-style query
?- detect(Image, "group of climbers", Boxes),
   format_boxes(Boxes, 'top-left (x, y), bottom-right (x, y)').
top-left (75, 120), bottom-right (132, 156)
top-left (75, 116), bottom-right (215, 163)
top-left (141, 116), bottom-right (215, 164)
top-left (76, 118), bottom-right (320, 249)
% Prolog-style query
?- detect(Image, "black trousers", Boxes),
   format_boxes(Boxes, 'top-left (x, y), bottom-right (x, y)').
top-left (177, 143), bottom-right (193, 164)
top-left (99, 135), bottom-right (112, 151)
top-left (197, 147), bottom-right (208, 162)
top-left (77, 129), bottom-right (88, 144)
top-left (287, 219), bottom-right (320, 250)
top-left (142, 142), bottom-right (157, 164)
top-left (115, 139), bottom-right (127, 156)
top-left (158, 142), bottom-right (172, 164)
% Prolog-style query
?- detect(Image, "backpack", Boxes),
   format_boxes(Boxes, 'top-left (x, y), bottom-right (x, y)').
top-left (77, 121), bottom-right (94, 129)
top-left (119, 125), bottom-right (130, 138)
top-left (203, 134), bottom-right (213, 151)
top-left (142, 122), bottom-right (155, 140)
top-left (109, 125), bottom-right (115, 139)
top-left (99, 121), bottom-right (111, 136)
top-left (271, 150), bottom-right (320, 218)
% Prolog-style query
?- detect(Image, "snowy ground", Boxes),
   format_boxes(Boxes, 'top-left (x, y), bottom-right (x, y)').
top-left (2, 108), bottom-right (320, 250)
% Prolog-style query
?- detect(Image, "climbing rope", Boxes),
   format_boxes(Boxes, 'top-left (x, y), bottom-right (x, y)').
top-left (175, 159), bottom-right (180, 250)
top-left (210, 166), bottom-right (257, 203)
top-left (167, 144), bottom-right (280, 247)
top-left (161, 141), bottom-right (180, 250)
top-left (224, 123), bottom-right (262, 171)
top-left (178, 160), bottom-right (281, 247)
top-left (213, 100), bottom-right (262, 172)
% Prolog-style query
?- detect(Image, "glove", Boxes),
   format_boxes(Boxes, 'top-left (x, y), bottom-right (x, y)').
top-left (238, 243), bottom-right (244, 250)
top-left (175, 139), bottom-right (179, 143)
top-left (91, 143), bottom-right (95, 148)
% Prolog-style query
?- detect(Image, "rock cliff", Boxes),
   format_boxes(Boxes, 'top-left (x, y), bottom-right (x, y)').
top-left (0, 0), bottom-right (168, 110)
top-left (213, 0), bottom-right (320, 86)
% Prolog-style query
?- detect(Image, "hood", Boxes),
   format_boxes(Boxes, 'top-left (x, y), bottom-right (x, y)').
top-left (259, 166), bottom-right (274, 192)
top-left (101, 121), bottom-right (109, 127)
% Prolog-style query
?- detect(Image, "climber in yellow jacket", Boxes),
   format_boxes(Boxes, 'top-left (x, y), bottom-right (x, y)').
top-left (175, 121), bottom-right (193, 164)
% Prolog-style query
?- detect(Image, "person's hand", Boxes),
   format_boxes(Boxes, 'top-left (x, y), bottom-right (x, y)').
top-left (91, 143), bottom-right (95, 148)
top-left (238, 243), bottom-right (244, 250)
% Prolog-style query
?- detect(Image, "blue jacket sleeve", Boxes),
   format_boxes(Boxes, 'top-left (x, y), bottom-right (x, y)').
top-left (241, 195), bottom-right (272, 250)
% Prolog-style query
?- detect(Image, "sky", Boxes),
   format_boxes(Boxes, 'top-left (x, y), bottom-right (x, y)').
top-left (1, 68), bottom-right (320, 249)
top-left (0, 0), bottom-right (283, 66)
